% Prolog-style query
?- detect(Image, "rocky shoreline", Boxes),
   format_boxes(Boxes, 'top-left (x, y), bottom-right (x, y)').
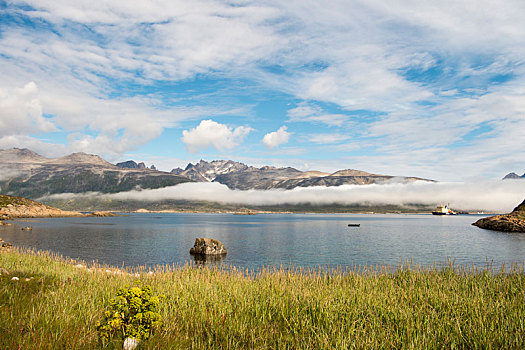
top-left (473, 199), bottom-right (525, 233)
top-left (0, 194), bottom-right (116, 220)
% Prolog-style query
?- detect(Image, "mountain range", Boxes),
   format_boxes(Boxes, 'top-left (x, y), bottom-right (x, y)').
top-left (0, 148), bottom-right (190, 198)
top-left (171, 159), bottom-right (432, 190)
top-left (169, 160), bottom-right (431, 190)
top-left (1, 148), bottom-right (432, 199)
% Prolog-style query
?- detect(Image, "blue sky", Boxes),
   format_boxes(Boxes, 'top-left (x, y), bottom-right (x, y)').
top-left (1, 0), bottom-right (524, 181)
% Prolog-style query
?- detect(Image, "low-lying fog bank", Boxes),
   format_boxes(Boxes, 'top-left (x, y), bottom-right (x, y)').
top-left (41, 180), bottom-right (525, 213)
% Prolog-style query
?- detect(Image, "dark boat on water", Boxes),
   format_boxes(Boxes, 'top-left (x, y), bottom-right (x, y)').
top-left (348, 223), bottom-right (360, 227)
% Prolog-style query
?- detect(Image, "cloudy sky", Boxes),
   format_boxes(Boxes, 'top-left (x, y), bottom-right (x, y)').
top-left (1, 0), bottom-right (524, 181)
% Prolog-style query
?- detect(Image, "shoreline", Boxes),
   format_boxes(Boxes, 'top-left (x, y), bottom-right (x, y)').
top-left (82, 208), bottom-right (498, 215)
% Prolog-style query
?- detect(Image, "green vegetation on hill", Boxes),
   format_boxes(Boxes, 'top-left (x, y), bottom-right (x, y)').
top-left (0, 194), bottom-right (44, 208)
top-left (1, 248), bottom-right (524, 349)
top-left (42, 196), bottom-right (433, 213)
top-left (1, 170), bottom-right (189, 198)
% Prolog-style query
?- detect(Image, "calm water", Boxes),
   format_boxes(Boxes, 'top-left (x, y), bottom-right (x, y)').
top-left (1, 213), bottom-right (524, 270)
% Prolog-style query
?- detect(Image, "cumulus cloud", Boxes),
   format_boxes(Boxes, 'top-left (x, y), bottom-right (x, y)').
top-left (262, 126), bottom-right (291, 149)
top-left (44, 180), bottom-right (525, 213)
top-left (182, 120), bottom-right (252, 153)
top-left (0, 82), bottom-right (56, 137)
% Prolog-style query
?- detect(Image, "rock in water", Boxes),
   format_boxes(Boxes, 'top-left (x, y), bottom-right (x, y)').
top-left (473, 199), bottom-right (525, 233)
top-left (189, 238), bottom-right (227, 256)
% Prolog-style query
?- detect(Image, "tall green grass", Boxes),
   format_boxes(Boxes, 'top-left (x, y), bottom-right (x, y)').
top-left (1, 248), bottom-right (524, 349)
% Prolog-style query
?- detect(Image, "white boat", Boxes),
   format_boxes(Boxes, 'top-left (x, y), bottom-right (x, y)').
top-left (432, 204), bottom-right (457, 215)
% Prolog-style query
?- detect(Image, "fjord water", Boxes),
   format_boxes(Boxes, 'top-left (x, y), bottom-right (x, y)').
top-left (2, 213), bottom-right (524, 270)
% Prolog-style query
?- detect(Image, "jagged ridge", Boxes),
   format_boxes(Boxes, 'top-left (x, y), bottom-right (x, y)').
top-left (170, 160), bottom-right (433, 190)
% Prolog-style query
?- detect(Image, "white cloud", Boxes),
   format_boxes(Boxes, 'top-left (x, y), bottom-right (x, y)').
top-left (1, 0), bottom-right (525, 180)
top-left (44, 180), bottom-right (525, 213)
top-left (0, 82), bottom-right (56, 137)
top-left (182, 119), bottom-right (252, 153)
top-left (0, 135), bottom-right (67, 158)
top-left (308, 133), bottom-right (350, 144)
top-left (262, 126), bottom-right (291, 149)
top-left (0, 1), bottom-right (281, 157)
top-left (7, 0), bottom-right (283, 81)
top-left (287, 103), bottom-right (351, 127)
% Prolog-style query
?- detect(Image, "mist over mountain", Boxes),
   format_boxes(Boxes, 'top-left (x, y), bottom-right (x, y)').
top-left (0, 148), bottom-right (190, 198)
top-left (3, 148), bottom-right (523, 212)
top-left (0, 148), bottom-right (436, 199)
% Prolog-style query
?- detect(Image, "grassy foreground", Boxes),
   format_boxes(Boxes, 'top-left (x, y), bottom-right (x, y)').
top-left (1, 248), bottom-right (524, 349)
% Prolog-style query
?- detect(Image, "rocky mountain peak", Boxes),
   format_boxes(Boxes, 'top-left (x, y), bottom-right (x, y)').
top-left (0, 148), bottom-right (48, 163)
top-left (503, 172), bottom-right (524, 180)
top-left (170, 167), bottom-right (184, 175)
top-left (116, 160), bottom-right (139, 168)
top-left (329, 169), bottom-right (376, 177)
top-left (260, 165), bottom-right (277, 170)
top-left (51, 152), bottom-right (114, 166)
top-left (116, 160), bottom-right (156, 170)
top-left (180, 159), bottom-right (249, 182)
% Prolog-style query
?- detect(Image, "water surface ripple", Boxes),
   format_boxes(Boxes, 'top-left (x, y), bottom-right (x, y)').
top-left (2, 213), bottom-right (524, 270)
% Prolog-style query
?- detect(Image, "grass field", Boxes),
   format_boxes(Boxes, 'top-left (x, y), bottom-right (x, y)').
top-left (1, 247), bottom-right (524, 349)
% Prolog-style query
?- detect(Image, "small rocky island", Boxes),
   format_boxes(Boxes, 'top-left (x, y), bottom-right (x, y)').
top-left (473, 199), bottom-right (525, 233)
top-left (190, 238), bottom-right (227, 256)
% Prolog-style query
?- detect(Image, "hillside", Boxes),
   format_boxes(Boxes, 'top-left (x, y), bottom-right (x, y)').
top-left (0, 148), bottom-right (191, 198)
top-left (0, 194), bottom-right (84, 219)
top-left (473, 199), bottom-right (525, 232)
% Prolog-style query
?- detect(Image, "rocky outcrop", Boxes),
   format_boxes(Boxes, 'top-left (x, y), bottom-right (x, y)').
top-left (189, 238), bottom-right (227, 256)
top-left (0, 194), bottom-right (84, 219)
top-left (116, 160), bottom-right (140, 168)
top-left (1, 236), bottom-right (13, 250)
top-left (89, 211), bottom-right (117, 217)
top-left (473, 199), bottom-right (525, 232)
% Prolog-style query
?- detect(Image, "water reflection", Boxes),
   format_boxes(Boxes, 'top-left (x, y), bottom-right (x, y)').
top-left (191, 253), bottom-right (226, 266)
